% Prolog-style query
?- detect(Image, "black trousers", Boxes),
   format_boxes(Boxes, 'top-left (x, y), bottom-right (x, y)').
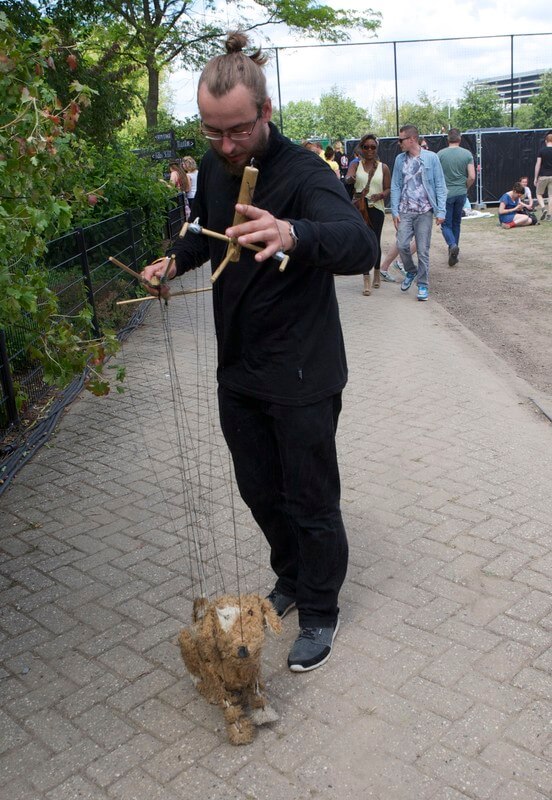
top-left (218, 386), bottom-right (348, 627)
top-left (363, 205), bottom-right (384, 272)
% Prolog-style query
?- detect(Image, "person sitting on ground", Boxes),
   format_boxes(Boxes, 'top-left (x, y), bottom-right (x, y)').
top-left (498, 182), bottom-right (533, 229)
top-left (519, 176), bottom-right (534, 210)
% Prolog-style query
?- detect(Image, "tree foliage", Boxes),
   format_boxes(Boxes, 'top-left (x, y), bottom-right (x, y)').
top-left (530, 70), bottom-right (552, 129)
top-left (280, 100), bottom-right (321, 140)
top-left (34, 0), bottom-right (381, 130)
top-left (319, 87), bottom-right (373, 140)
top-left (0, 0), bottom-right (142, 146)
top-left (398, 91), bottom-right (451, 135)
top-left (281, 88), bottom-right (372, 140)
top-left (455, 82), bottom-right (505, 130)
top-left (0, 12), bottom-right (122, 404)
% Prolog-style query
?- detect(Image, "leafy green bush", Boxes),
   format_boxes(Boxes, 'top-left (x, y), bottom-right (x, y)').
top-left (0, 13), bottom-right (120, 401)
top-left (66, 143), bottom-right (174, 260)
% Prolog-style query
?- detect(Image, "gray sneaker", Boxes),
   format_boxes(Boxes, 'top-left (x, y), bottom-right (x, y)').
top-left (266, 588), bottom-right (296, 618)
top-left (392, 260), bottom-right (407, 277)
top-left (448, 244), bottom-right (459, 266)
top-left (380, 270), bottom-right (397, 282)
top-left (288, 617), bottom-right (340, 672)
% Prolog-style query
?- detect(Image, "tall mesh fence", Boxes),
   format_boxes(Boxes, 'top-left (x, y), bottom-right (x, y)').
top-left (260, 33), bottom-right (551, 135)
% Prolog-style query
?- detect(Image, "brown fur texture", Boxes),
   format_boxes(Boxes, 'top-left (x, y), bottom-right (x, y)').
top-left (179, 593), bottom-right (282, 745)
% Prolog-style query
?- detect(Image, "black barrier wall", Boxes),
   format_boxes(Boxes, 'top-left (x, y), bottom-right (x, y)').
top-left (479, 130), bottom-right (551, 203)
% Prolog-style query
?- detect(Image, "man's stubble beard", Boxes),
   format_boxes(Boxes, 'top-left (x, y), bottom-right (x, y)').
top-left (212, 125), bottom-right (270, 177)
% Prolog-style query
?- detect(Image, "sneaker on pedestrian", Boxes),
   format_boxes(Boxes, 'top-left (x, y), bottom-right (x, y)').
top-left (417, 285), bottom-right (429, 302)
top-left (392, 260), bottom-right (407, 277)
top-left (380, 270), bottom-right (397, 282)
top-left (540, 208), bottom-right (547, 221)
top-left (266, 588), bottom-right (296, 619)
top-left (288, 617), bottom-right (340, 672)
top-left (448, 244), bottom-right (459, 267)
top-left (400, 273), bottom-right (415, 292)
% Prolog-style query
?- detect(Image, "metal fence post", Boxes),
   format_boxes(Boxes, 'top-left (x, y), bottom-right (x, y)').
top-left (393, 42), bottom-right (399, 137)
top-left (75, 227), bottom-right (101, 339)
top-left (0, 330), bottom-right (19, 427)
top-left (275, 47), bottom-right (284, 134)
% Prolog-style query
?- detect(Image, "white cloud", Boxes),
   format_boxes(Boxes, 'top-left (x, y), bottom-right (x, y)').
top-left (168, 3), bottom-right (550, 120)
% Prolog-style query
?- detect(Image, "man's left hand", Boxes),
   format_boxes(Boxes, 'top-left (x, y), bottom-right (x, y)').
top-left (226, 203), bottom-right (294, 261)
top-left (435, 217), bottom-right (445, 226)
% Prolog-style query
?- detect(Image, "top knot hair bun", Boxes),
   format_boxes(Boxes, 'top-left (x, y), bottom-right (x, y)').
top-left (225, 32), bottom-right (248, 54)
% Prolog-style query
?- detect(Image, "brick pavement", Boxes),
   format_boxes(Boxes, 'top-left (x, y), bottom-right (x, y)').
top-left (1, 262), bottom-right (551, 800)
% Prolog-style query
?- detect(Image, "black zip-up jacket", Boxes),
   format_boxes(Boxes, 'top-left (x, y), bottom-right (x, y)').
top-left (168, 123), bottom-right (378, 406)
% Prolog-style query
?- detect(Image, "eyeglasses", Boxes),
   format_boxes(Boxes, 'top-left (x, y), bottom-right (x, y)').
top-left (200, 112), bottom-right (261, 141)
top-left (398, 136), bottom-right (410, 143)
top-left (361, 144), bottom-right (377, 150)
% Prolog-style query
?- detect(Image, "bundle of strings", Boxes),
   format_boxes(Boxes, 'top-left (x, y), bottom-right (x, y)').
top-left (114, 261), bottom-right (268, 602)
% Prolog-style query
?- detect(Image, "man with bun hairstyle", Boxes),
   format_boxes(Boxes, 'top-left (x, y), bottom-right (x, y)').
top-left (143, 32), bottom-right (378, 673)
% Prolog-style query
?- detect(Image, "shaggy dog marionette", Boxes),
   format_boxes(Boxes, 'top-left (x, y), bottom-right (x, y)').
top-left (179, 593), bottom-right (282, 745)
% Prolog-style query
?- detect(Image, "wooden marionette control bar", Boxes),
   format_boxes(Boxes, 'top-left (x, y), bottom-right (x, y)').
top-left (178, 164), bottom-right (289, 282)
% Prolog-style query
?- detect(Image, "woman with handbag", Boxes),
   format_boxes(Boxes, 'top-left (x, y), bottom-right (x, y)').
top-left (345, 134), bottom-right (391, 295)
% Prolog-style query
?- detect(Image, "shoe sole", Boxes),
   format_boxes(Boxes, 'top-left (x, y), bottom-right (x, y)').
top-left (417, 295), bottom-right (429, 301)
top-left (288, 617), bottom-right (340, 673)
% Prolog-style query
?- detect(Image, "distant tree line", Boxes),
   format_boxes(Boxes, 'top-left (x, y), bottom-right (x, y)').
top-left (279, 76), bottom-right (552, 142)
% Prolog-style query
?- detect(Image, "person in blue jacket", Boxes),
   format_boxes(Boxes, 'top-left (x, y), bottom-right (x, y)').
top-left (390, 124), bottom-right (447, 302)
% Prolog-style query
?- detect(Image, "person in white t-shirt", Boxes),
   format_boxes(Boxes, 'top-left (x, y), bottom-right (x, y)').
top-left (519, 176), bottom-right (534, 210)
top-left (182, 156), bottom-right (199, 201)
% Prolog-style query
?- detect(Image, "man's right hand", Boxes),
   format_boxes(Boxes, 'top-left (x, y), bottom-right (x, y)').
top-left (141, 257), bottom-right (177, 297)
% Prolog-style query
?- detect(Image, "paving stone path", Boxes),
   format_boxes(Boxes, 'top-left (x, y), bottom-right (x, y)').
top-left (1, 268), bottom-right (551, 800)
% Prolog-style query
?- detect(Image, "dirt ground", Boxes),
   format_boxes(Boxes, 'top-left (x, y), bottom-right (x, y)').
top-left (379, 211), bottom-right (552, 400)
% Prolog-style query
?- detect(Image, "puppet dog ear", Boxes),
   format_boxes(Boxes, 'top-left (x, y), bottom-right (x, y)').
top-left (260, 598), bottom-right (283, 634)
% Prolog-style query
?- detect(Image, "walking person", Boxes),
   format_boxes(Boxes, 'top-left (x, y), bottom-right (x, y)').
top-left (182, 156), bottom-right (199, 202)
top-left (323, 145), bottom-right (341, 178)
top-left (345, 133), bottom-right (391, 295)
top-left (437, 128), bottom-right (475, 266)
top-left (534, 132), bottom-right (552, 221)
top-left (182, 156), bottom-right (199, 220)
top-left (168, 160), bottom-right (190, 193)
top-left (333, 140), bottom-right (350, 182)
top-left (390, 124), bottom-right (447, 302)
top-left (142, 31), bottom-right (378, 673)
